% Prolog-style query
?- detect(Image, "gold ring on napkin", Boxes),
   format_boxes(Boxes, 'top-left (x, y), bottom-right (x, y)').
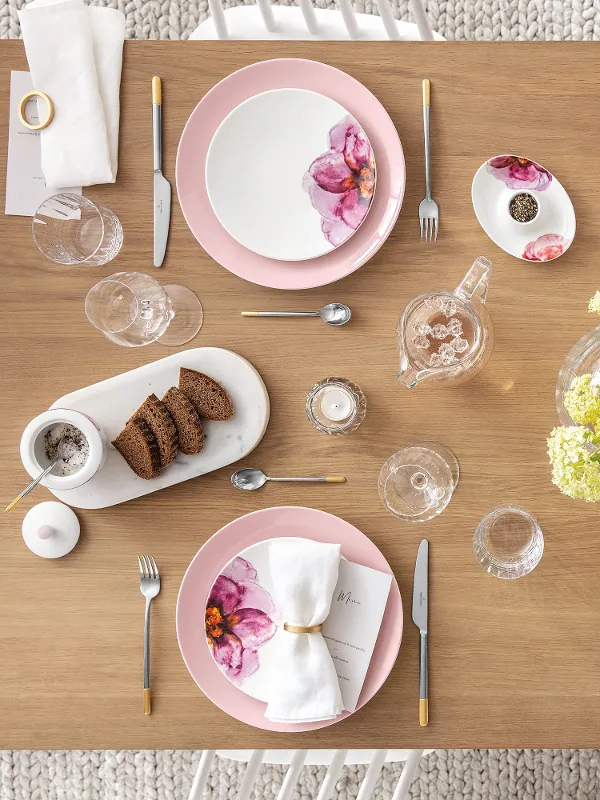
top-left (18, 91), bottom-right (54, 131)
top-left (283, 623), bottom-right (323, 634)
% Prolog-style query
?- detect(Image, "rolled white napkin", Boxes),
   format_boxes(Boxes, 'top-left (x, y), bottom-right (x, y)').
top-left (19, 0), bottom-right (125, 188)
top-left (265, 539), bottom-right (343, 723)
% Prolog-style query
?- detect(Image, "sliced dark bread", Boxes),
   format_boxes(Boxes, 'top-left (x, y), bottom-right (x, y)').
top-left (128, 393), bottom-right (178, 469)
top-left (162, 386), bottom-right (205, 455)
top-left (112, 417), bottom-right (161, 479)
top-left (179, 368), bottom-right (234, 422)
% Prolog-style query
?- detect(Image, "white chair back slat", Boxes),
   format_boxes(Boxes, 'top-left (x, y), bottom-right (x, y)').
top-left (355, 750), bottom-right (389, 800)
top-left (207, 0), bottom-right (228, 38)
top-left (315, 750), bottom-right (349, 800)
top-left (374, 0), bottom-right (400, 40)
top-left (276, 750), bottom-right (308, 800)
top-left (256, 0), bottom-right (277, 31)
top-left (336, 0), bottom-right (361, 39)
top-left (410, 0), bottom-right (435, 40)
top-left (188, 751), bottom-right (216, 800)
top-left (237, 750), bottom-right (266, 800)
top-left (298, 0), bottom-right (320, 34)
top-left (391, 749), bottom-right (424, 800)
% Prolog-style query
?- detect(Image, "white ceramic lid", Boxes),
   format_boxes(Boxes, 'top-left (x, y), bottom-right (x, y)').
top-left (22, 501), bottom-right (80, 558)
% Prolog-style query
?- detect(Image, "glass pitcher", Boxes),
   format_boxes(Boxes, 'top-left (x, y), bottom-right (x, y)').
top-left (397, 256), bottom-right (494, 388)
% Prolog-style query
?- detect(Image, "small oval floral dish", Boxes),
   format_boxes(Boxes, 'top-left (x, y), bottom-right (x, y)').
top-left (205, 88), bottom-right (376, 262)
top-left (471, 154), bottom-right (576, 263)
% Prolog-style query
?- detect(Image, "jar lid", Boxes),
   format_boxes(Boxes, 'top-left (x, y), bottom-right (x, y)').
top-left (22, 501), bottom-right (80, 558)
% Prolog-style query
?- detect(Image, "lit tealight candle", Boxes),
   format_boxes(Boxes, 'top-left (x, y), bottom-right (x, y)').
top-left (320, 386), bottom-right (354, 422)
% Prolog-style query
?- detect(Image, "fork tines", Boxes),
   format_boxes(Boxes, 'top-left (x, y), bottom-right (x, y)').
top-left (138, 554), bottom-right (159, 579)
top-left (420, 215), bottom-right (438, 242)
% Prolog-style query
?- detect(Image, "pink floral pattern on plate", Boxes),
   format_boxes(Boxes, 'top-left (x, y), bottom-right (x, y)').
top-left (487, 155), bottom-right (552, 191)
top-left (303, 116), bottom-right (375, 247)
top-left (206, 556), bottom-right (276, 685)
top-left (523, 233), bottom-right (567, 262)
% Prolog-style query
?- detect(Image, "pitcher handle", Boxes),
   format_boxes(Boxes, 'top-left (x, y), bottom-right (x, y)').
top-left (456, 256), bottom-right (492, 304)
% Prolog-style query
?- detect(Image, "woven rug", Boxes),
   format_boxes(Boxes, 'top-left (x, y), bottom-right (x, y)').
top-left (3, 750), bottom-right (600, 799)
top-left (2, 0), bottom-right (600, 39)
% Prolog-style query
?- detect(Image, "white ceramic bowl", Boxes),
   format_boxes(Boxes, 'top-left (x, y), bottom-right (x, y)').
top-left (472, 154), bottom-right (576, 262)
top-left (20, 409), bottom-right (107, 491)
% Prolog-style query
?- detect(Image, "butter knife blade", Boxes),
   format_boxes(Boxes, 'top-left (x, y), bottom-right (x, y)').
top-left (412, 539), bottom-right (428, 633)
top-left (154, 170), bottom-right (171, 268)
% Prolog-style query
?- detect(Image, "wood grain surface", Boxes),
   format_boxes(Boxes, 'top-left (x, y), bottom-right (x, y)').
top-left (1, 40), bottom-right (600, 750)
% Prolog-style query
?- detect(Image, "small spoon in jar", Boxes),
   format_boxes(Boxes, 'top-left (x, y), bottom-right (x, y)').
top-left (6, 458), bottom-right (59, 512)
top-left (231, 468), bottom-right (346, 491)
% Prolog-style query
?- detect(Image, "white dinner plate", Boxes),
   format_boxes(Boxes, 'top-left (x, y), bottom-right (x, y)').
top-left (205, 88), bottom-right (376, 262)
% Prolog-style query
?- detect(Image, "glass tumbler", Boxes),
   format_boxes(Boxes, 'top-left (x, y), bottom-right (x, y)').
top-left (85, 272), bottom-right (203, 347)
top-left (378, 441), bottom-right (459, 523)
top-left (33, 193), bottom-right (123, 266)
top-left (473, 506), bottom-right (544, 579)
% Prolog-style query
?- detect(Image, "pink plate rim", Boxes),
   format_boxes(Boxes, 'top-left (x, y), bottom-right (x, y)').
top-left (175, 506), bottom-right (403, 733)
top-left (176, 58), bottom-right (405, 290)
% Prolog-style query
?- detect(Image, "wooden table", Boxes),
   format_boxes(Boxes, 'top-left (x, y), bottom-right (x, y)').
top-left (2, 40), bottom-right (600, 750)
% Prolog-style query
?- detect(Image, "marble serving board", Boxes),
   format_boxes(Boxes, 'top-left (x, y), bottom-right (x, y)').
top-left (48, 348), bottom-right (270, 509)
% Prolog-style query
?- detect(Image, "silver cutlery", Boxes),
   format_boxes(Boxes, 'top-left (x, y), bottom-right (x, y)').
top-left (419, 79), bottom-right (438, 241)
top-left (138, 555), bottom-right (161, 715)
top-left (153, 76), bottom-right (171, 267)
top-left (412, 539), bottom-right (429, 726)
top-left (231, 468), bottom-right (346, 491)
top-left (241, 302), bottom-right (351, 327)
top-left (6, 458), bottom-right (58, 513)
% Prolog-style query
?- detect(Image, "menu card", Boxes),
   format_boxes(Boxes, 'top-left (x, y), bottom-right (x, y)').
top-left (5, 71), bottom-right (81, 216)
top-left (322, 560), bottom-right (393, 712)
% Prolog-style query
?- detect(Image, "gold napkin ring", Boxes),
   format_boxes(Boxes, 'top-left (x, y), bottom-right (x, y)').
top-left (18, 91), bottom-right (54, 131)
top-left (284, 623), bottom-right (323, 634)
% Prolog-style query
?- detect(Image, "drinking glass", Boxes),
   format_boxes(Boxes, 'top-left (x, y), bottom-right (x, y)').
top-left (378, 441), bottom-right (459, 523)
top-left (306, 377), bottom-right (366, 435)
top-left (85, 272), bottom-right (203, 347)
top-left (33, 193), bottom-right (123, 266)
top-left (473, 506), bottom-right (544, 579)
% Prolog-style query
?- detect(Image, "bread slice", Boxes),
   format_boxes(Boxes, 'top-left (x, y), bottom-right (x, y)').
top-left (128, 393), bottom-right (178, 469)
top-left (162, 386), bottom-right (205, 455)
top-left (179, 368), bottom-right (234, 422)
top-left (112, 418), bottom-right (161, 479)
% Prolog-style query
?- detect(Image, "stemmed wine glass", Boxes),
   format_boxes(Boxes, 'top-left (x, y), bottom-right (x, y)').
top-left (378, 441), bottom-right (459, 523)
top-left (85, 272), bottom-right (203, 347)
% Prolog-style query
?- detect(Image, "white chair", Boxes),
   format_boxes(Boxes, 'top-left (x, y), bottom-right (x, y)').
top-left (189, 0), bottom-right (443, 42)
top-left (188, 750), bottom-right (434, 800)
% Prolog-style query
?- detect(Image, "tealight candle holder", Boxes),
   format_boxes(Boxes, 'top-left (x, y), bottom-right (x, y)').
top-left (306, 377), bottom-right (366, 435)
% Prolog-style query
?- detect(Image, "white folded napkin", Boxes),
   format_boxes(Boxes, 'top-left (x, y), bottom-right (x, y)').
top-left (265, 539), bottom-right (343, 723)
top-left (19, 0), bottom-right (125, 188)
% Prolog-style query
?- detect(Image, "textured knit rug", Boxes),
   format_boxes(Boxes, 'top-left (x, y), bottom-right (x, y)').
top-left (2, 0), bottom-right (600, 39)
top-left (3, 750), bottom-right (600, 799)
top-left (2, 0), bottom-right (599, 797)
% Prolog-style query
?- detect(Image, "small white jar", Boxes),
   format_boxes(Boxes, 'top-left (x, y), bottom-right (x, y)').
top-left (507, 190), bottom-right (541, 225)
top-left (20, 409), bottom-right (107, 491)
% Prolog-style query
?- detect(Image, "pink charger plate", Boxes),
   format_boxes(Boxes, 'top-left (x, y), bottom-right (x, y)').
top-left (176, 506), bottom-right (403, 733)
top-left (176, 59), bottom-right (405, 290)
